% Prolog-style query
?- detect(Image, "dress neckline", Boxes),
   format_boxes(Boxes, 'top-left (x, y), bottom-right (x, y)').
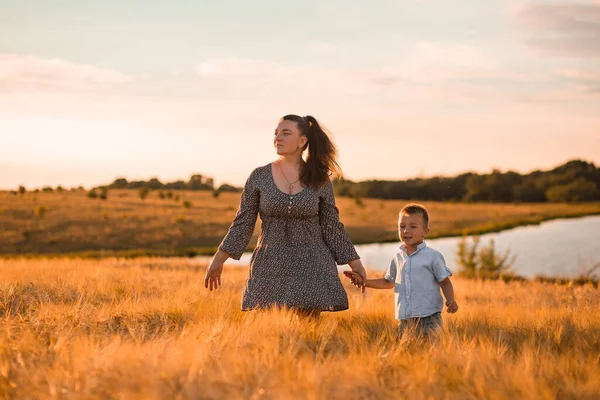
top-left (269, 162), bottom-right (307, 196)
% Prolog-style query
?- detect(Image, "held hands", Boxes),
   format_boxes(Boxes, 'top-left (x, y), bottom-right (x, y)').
top-left (343, 271), bottom-right (365, 292)
top-left (446, 300), bottom-right (459, 313)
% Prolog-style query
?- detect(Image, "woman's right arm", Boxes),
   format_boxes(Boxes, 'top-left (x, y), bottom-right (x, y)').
top-left (204, 169), bottom-right (260, 290)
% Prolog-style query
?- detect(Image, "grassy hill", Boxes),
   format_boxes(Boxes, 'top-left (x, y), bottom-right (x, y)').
top-left (1, 189), bottom-right (599, 256)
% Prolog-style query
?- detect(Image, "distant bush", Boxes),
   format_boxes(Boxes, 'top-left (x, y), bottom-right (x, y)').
top-left (18, 186), bottom-right (26, 196)
top-left (35, 206), bottom-right (47, 218)
top-left (99, 187), bottom-right (108, 200)
top-left (139, 188), bottom-right (150, 200)
top-left (457, 235), bottom-right (516, 278)
top-left (174, 216), bottom-right (188, 224)
top-left (158, 191), bottom-right (166, 199)
top-left (166, 191), bottom-right (173, 199)
top-left (56, 186), bottom-right (64, 193)
top-left (182, 200), bottom-right (192, 209)
top-left (87, 189), bottom-right (98, 199)
top-left (217, 184), bottom-right (242, 193)
top-left (354, 196), bottom-right (365, 208)
top-left (212, 189), bottom-right (220, 199)
top-left (42, 186), bottom-right (53, 192)
top-left (174, 194), bottom-right (180, 201)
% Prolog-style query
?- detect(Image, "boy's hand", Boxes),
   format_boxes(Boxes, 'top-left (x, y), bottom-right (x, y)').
top-left (445, 300), bottom-right (459, 313)
top-left (343, 271), bottom-right (364, 290)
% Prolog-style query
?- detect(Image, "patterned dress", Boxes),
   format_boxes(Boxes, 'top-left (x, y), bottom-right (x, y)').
top-left (219, 163), bottom-right (360, 312)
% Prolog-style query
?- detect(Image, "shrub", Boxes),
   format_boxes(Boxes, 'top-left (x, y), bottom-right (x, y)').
top-left (457, 235), bottom-right (516, 278)
top-left (139, 187), bottom-right (150, 200)
top-left (87, 189), bottom-right (98, 199)
top-left (35, 206), bottom-right (47, 218)
top-left (18, 185), bottom-right (26, 196)
top-left (182, 200), bottom-right (192, 209)
top-left (354, 196), bottom-right (365, 208)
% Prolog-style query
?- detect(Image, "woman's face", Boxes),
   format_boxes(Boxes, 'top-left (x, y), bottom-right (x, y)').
top-left (274, 119), bottom-right (307, 156)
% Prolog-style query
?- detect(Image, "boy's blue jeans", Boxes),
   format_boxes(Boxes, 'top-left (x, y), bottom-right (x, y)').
top-left (398, 312), bottom-right (443, 338)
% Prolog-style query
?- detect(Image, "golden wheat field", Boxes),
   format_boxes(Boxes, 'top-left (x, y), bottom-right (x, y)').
top-left (1, 257), bottom-right (599, 399)
top-left (2, 189), bottom-right (600, 256)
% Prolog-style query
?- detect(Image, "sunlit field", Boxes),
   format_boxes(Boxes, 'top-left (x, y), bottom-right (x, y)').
top-left (1, 257), bottom-right (599, 399)
top-left (2, 189), bottom-right (599, 256)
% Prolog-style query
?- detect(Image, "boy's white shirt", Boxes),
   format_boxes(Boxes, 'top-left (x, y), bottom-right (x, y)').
top-left (384, 241), bottom-right (452, 320)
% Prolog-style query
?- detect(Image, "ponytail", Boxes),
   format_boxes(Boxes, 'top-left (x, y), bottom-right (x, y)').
top-left (280, 114), bottom-right (341, 188)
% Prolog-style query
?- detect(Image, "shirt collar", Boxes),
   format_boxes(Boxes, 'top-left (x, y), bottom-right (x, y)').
top-left (400, 241), bottom-right (427, 255)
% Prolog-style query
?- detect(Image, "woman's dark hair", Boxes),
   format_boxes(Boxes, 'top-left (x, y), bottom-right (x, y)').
top-left (280, 114), bottom-right (342, 188)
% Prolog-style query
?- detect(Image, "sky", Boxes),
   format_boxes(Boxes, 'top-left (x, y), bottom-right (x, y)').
top-left (0, 0), bottom-right (599, 189)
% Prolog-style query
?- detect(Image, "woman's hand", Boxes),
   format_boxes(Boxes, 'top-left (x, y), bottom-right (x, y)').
top-left (347, 260), bottom-right (367, 293)
top-left (204, 250), bottom-right (229, 291)
top-left (343, 270), bottom-right (364, 288)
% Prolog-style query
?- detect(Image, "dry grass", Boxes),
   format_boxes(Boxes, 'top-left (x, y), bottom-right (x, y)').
top-left (1, 258), bottom-right (599, 399)
top-left (1, 190), bottom-right (599, 256)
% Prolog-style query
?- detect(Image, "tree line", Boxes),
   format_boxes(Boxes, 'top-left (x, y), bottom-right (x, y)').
top-left (333, 159), bottom-right (600, 203)
top-left (11, 159), bottom-right (599, 203)
top-left (105, 174), bottom-right (241, 193)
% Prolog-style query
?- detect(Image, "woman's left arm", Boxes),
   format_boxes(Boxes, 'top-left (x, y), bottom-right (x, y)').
top-left (319, 180), bottom-right (367, 287)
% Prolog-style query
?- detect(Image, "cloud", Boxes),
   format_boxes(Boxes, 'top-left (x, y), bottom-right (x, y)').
top-left (0, 54), bottom-right (133, 94)
top-left (513, 2), bottom-right (600, 58)
top-left (195, 58), bottom-right (309, 77)
top-left (373, 42), bottom-right (527, 85)
top-left (311, 43), bottom-right (341, 54)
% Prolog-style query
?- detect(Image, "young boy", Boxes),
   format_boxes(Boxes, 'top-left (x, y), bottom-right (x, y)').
top-left (344, 203), bottom-right (458, 338)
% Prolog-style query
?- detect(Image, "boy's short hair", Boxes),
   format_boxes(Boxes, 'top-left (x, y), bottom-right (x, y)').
top-left (399, 203), bottom-right (429, 227)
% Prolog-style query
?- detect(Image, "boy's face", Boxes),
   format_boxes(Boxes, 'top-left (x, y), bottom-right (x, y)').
top-left (398, 213), bottom-right (429, 247)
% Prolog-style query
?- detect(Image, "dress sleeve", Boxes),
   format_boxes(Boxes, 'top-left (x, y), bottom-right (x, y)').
top-left (318, 179), bottom-right (360, 265)
top-left (218, 169), bottom-right (260, 260)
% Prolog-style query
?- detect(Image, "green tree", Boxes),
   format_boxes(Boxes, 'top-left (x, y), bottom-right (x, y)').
top-left (546, 178), bottom-right (599, 203)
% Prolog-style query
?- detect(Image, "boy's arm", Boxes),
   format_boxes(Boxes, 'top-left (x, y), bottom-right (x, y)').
top-left (439, 277), bottom-right (459, 313)
top-left (343, 271), bottom-right (394, 289)
top-left (366, 277), bottom-right (395, 289)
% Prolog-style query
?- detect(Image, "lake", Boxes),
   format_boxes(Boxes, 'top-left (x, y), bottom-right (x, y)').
top-left (203, 215), bottom-right (600, 278)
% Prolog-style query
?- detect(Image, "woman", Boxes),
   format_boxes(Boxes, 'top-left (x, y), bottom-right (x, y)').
top-left (204, 114), bottom-right (367, 316)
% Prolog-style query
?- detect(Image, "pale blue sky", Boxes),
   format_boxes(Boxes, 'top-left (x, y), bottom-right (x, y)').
top-left (1, 0), bottom-right (599, 188)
